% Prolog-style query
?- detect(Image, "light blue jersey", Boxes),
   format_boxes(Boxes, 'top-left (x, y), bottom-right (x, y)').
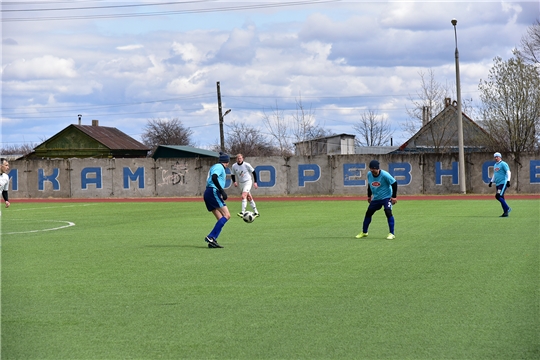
top-left (206, 163), bottom-right (227, 189)
top-left (367, 169), bottom-right (396, 200)
top-left (492, 160), bottom-right (510, 186)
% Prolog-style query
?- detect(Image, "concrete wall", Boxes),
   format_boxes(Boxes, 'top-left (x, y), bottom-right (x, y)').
top-left (5, 152), bottom-right (540, 198)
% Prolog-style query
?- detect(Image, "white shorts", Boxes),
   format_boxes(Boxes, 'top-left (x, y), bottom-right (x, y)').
top-left (239, 180), bottom-right (253, 193)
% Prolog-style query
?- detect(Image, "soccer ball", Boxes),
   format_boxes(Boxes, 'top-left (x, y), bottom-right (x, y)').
top-left (242, 211), bottom-right (255, 223)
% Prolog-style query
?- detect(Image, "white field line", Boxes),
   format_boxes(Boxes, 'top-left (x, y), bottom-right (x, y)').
top-left (3, 220), bottom-right (76, 235)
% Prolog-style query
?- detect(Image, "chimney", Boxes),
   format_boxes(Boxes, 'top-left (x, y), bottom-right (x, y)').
top-left (78, 114), bottom-right (82, 125)
top-left (444, 98), bottom-right (451, 108)
top-left (422, 106), bottom-right (431, 126)
top-left (92, 120), bottom-right (99, 126)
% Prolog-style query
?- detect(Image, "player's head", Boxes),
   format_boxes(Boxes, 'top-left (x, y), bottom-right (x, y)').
top-left (369, 160), bottom-right (380, 175)
top-left (0, 158), bottom-right (9, 174)
top-left (493, 152), bottom-right (502, 161)
top-left (218, 152), bottom-right (230, 165)
top-left (236, 153), bottom-right (244, 164)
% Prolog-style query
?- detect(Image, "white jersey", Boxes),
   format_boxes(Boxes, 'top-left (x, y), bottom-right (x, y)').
top-left (0, 173), bottom-right (9, 193)
top-left (231, 161), bottom-right (255, 183)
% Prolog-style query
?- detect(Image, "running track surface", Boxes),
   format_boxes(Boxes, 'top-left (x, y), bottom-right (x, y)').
top-left (10, 194), bottom-right (540, 203)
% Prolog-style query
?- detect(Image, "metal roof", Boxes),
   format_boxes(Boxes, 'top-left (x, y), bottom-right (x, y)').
top-left (152, 145), bottom-right (220, 159)
top-left (73, 125), bottom-right (150, 151)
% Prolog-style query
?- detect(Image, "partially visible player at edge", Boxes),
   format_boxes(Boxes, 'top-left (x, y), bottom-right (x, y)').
top-left (0, 158), bottom-right (11, 212)
top-left (231, 153), bottom-right (260, 218)
top-left (203, 152), bottom-right (231, 248)
top-left (356, 160), bottom-right (397, 240)
top-left (489, 152), bottom-right (512, 217)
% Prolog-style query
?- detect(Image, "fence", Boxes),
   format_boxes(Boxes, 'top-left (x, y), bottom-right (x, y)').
top-left (5, 152), bottom-right (540, 199)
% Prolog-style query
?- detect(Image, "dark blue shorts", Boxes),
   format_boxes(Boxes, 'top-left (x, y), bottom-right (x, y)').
top-left (204, 187), bottom-right (226, 211)
top-left (496, 183), bottom-right (507, 197)
top-left (368, 198), bottom-right (393, 211)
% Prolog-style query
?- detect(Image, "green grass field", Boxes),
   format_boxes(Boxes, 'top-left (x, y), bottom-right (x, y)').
top-left (1, 199), bottom-right (539, 359)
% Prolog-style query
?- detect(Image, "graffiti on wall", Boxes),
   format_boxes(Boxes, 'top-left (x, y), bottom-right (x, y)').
top-left (158, 161), bottom-right (188, 187)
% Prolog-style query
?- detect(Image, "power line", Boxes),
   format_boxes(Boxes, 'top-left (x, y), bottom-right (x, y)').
top-left (2, 0), bottom-right (340, 22)
top-left (1, 0), bottom-right (214, 13)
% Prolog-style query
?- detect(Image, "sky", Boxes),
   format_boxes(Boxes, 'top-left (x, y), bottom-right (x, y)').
top-left (2, 0), bottom-right (539, 151)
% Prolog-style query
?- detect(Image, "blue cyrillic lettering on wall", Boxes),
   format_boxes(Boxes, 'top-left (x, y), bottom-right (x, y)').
top-left (81, 167), bottom-right (102, 189)
top-left (8, 169), bottom-right (18, 191)
top-left (123, 167), bottom-right (144, 189)
top-left (389, 163), bottom-right (411, 185)
top-left (435, 162), bottom-right (459, 185)
top-left (255, 166), bottom-right (276, 187)
top-left (482, 161), bottom-right (496, 184)
top-left (38, 168), bottom-right (60, 191)
top-left (298, 164), bottom-right (320, 187)
top-left (343, 164), bottom-right (366, 186)
top-left (531, 160), bottom-right (540, 184)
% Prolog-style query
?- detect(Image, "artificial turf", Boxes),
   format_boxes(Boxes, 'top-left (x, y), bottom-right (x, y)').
top-left (1, 199), bottom-right (538, 359)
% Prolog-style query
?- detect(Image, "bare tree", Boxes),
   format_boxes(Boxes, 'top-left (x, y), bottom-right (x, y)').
top-left (141, 118), bottom-right (193, 154)
top-left (404, 69), bottom-right (474, 137)
top-left (517, 18), bottom-right (540, 64)
top-left (262, 102), bottom-right (294, 156)
top-left (478, 56), bottom-right (540, 155)
top-left (224, 121), bottom-right (278, 156)
top-left (353, 110), bottom-right (393, 146)
top-left (0, 143), bottom-right (36, 156)
top-left (262, 97), bottom-right (332, 156)
top-left (291, 97), bottom-right (332, 143)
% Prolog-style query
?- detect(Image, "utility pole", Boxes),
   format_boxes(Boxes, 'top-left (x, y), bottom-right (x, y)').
top-left (452, 19), bottom-right (466, 194)
top-left (217, 81), bottom-right (225, 152)
top-left (216, 81), bottom-right (231, 153)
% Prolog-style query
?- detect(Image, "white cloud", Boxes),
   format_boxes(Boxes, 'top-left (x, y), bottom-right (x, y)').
top-left (1, 1), bottom-right (536, 147)
top-left (116, 44), bottom-right (144, 51)
top-left (3, 55), bottom-right (77, 80)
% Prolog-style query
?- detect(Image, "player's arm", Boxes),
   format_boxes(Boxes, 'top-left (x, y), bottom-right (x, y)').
top-left (391, 182), bottom-right (397, 204)
top-left (2, 190), bottom-right (9, 208)
top-left (251, 170), bottom-right (258, 188)
top-left (489, 172), bottom-right (495, 187)
top-left (506, 169), bottom-right (511, 187)
top-left (211, 174), bottom-right (227, 200)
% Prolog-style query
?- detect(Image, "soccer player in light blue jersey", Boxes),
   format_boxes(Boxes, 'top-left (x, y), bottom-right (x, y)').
top-left (489, 152), bottom-right (512, 217)
top-left (203, 152), bottom-right (231, 248)
top-left (356, 160), bottom-right (398, 240)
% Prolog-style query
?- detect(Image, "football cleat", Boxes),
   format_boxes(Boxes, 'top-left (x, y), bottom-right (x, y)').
top-left (205, 236), bottom-right (223, 248)
top-left (355, 232), bottom-right (368, 238)
top-left (237, 212), bottom-right (245, 218)
top-left (253, 212), bottom-right (260, 218)
top-left (386, 233), bottom-right (396, 240)
top-left (500, 212), bottom-right (508, 217)
top-left (208, 241), bottom-right (223, 248)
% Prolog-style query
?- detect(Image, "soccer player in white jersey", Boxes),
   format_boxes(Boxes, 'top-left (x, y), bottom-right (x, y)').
top-left (0, 158), bottom-right (11, 212)
top-left (489, 152), bottom-right (512, 217)
top-left (356, 160), bottom-right (397, 240)
top-left (231, 153), bottom-right (260, 218)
